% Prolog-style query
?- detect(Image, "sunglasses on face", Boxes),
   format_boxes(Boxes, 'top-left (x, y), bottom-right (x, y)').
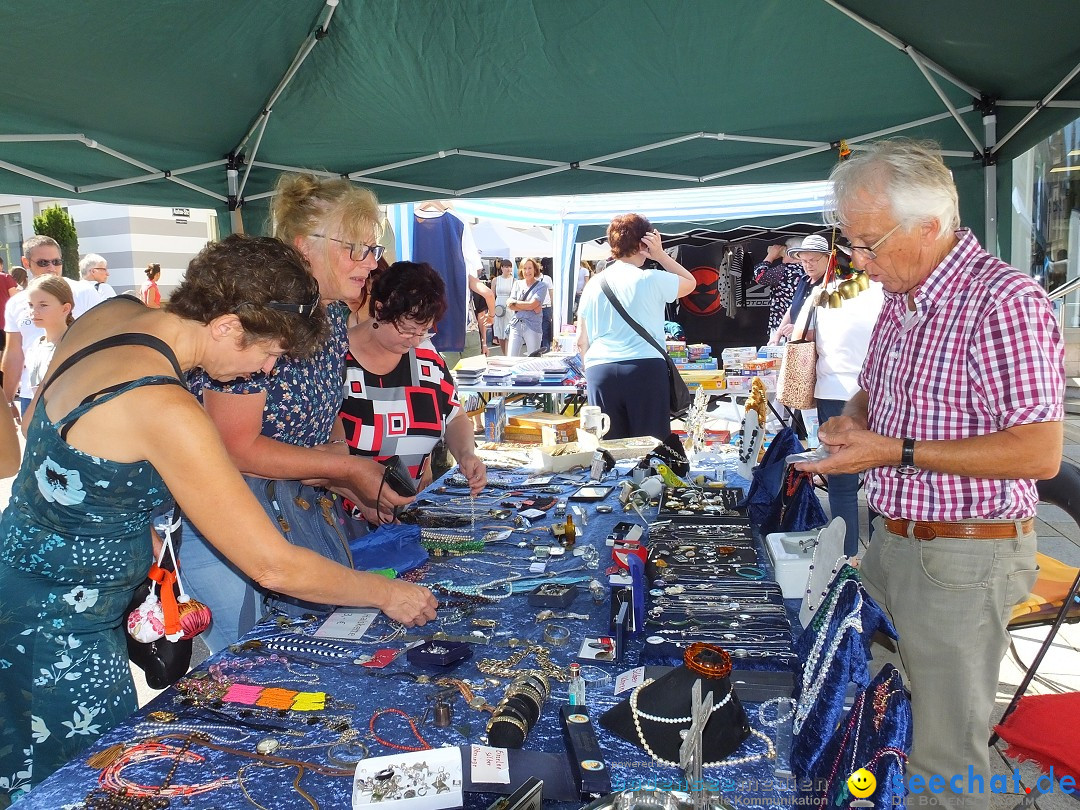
top-left (33, 258), bottom-right (64, 268)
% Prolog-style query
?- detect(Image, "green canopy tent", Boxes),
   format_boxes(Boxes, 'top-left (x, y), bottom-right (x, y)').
top-left (1, 0), bottom-right (1077, 258)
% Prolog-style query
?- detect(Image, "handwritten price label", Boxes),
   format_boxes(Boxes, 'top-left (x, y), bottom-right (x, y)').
top-left (614, 666), bottom-right (646, 695)
top-left (470, 744), bottom-right (510, 784)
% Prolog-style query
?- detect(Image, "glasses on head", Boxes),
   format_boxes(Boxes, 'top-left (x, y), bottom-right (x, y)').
top-left (262, 292), bottom-right (322, 317)
top-left (848, 222), bottom-right (903, 261)
top-left (391, 321), bottom-right (436, 341)
top-left (33, 258), bottom-right (64, 268)
top-left (311, 233), bottom-right (384, 263)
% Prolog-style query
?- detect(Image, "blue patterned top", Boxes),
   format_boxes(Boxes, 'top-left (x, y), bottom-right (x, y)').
top-left (188, 302), bottom-right (349, 447)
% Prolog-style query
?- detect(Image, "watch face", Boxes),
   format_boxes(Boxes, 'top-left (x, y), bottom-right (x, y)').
top-left (897, 464), bottom-right (918, 476)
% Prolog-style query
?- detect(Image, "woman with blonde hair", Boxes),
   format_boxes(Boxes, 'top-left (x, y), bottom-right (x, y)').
top-left (22, 276), bottom-right (74, 405)
top-left (505, 257), bottom-right (549, 357)
top-left (181, 174), bottom-right (436, 653)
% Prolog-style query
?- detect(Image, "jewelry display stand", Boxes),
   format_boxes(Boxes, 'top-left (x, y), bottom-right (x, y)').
top-left (798, 518), bottom-right (849, 628)
top-left (736, 409), bottom-right (765, 481)
top-left (598, 657), bottom-right (750, 765)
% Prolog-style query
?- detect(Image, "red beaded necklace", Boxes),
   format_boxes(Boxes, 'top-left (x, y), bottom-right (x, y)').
top-left (368, 708), bottom-right (432, 752)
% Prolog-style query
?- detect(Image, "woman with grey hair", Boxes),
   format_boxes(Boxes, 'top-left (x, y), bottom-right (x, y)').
top-left (78, 253), bottom-right (115, 306)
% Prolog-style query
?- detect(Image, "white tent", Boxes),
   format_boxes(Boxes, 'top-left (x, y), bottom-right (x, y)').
top-left (470, 220), bottom-right (553, 259)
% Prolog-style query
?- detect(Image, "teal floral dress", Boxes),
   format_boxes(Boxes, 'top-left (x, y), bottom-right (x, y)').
top-left (0, 333), bottom-right (185, 805)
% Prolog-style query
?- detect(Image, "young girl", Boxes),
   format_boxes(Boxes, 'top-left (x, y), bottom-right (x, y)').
top-left (140, 262), bottom-right (162, 308)
top-left (24, 275), bottom-right (74, 405)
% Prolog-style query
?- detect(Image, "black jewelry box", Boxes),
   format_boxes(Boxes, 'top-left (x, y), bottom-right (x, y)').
top-left (527, 583), bottom-right (579, 608)
top-left (405, 640), bottom-right (474, 668)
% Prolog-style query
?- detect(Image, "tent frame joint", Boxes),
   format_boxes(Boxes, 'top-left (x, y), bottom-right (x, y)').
top-left (975, 94), bottom-right (997, 117)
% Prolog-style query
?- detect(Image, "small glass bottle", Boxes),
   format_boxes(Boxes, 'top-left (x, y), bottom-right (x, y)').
top-left (567, 662), bottom-right (586, 706)
top-left (563, 514), bottom-right (576, 546)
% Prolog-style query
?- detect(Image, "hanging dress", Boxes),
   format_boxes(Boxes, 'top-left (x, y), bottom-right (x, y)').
top-left (492, 273), bottom-right (515, 340)
top-left (0, 332), bottom-right (185, 802)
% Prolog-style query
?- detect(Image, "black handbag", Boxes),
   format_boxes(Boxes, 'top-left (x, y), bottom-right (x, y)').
top-left (599, 277), bottom-right (692, 418)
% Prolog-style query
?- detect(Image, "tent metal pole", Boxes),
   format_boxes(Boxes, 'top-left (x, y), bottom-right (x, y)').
top-left (0, 133), bottom-right (86, 143)
top-left (168, 176), bottom-right (226, 202)
top-left (820, 0), bottom-right (980, 98)
top-left (992, 59), bottom-right (1080, 155)
top-left (458, 165), bottom-right (572, 196)
top-left (708, 133), bottom-right (825, 148)
top-left (341, 178), bottom-right (454, 195)
top-left (78, 160), bottom-right (228, 193)
top-left (232, 0), bottom-right (339, 173)
top-left (228, 167), bottom-right (244, 234)
top-left (455, 150), bottom-right (565, 167)
top-left (237, 115), bottom-right (272, 199)
top-left (0, 159), bottom-right (76, 193)
top-left (998, 100), bottom-right (1080, 109)
top-left (253, 161), bottom-right (338, 178)
top-left (846, 106), bottom-right (975, 145)
top-left (983, 110), bottom-right (998, 252)
top-left (576, 133), bottom-right (705, 167)
top-left (701, 144), bottom-right (834, 182)
top-left (348, 150), bottom-right (460, 178)
top-left (906, 51), bottom-right (982, 152)
top-left (579, 165), bottom-right (699, 183)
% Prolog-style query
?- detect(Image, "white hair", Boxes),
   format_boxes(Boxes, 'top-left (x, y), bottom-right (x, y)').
top-left (79, 253), bottom-right (107, 278)
top-left (827, 139), bottom-right (960, 240)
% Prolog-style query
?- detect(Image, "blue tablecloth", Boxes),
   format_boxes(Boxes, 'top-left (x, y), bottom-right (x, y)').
top-left (21, 458), bottom-right (808, 810)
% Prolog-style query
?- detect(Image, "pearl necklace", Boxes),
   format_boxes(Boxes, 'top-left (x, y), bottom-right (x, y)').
top-left (793, 580), bottom-right (863, 735)
top-left (633, 688), bottom-right (731, 724)
top-left (804, 555), bottom-right (849, 614)
top-left (628, 679), bottom-right (775, 768)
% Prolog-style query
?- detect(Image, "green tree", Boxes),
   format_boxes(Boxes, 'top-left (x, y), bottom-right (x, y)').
top-left (32, 206), bottom-right (80, 280)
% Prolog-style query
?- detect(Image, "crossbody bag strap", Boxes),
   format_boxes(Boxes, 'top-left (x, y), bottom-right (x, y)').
top-left (599, 277), bottom-right (667, 361)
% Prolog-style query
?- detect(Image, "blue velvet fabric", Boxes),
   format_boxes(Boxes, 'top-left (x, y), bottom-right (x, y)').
top-left (760, 468), bottom-right (828, 536)
top-left (789, 567), bottom-right (897, 782)
top-left (349, 522), bottom-right (429, 575)
top-left (811, 665), bottom-right (912, 809)
top-left (740, 428), bottom-right (805, 526)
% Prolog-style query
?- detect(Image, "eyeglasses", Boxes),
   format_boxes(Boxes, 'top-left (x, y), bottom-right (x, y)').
top-left (33, 258), bottom-right (64, 268)
top-left (263, 292), bottom-right (322, 317)
top-left (392, 322), bottom-right (436, 341)
top-left (848, 222), bottom-right (903, 261)
top-left (311, 233), bottom-right (384, 263)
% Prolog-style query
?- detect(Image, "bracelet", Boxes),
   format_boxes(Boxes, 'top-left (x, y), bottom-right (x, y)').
top-left (329, 439), bottom-right (349, 446)
top-left (543, 624), bottom-right (571, 647)
top-left (683, 642), bottom-right (733, 679)
top-left (486, 714), bottom-right (528, 736)
top-left (576, 665), bottom-right (613, 688)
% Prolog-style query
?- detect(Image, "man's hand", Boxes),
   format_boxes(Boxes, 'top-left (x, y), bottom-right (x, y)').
top-left (766, 244), bottom-right (786, 262)
top-left (379, 581), bottom-right (438, 627)
top-left (796, 423), bottom-right (895, 476)
top-left (457, 452), bottom-right (487, 495)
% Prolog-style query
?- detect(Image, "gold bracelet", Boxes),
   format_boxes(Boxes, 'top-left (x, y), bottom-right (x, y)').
top-left (486, 714), bottom-right (527, 736)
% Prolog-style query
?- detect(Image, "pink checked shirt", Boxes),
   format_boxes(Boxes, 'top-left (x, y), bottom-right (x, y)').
top-left (858, 230), bottom-right (1064, 521)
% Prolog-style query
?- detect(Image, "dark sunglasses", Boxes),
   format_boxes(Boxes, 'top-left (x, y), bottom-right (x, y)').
top-left (33, 258), bottom-right (64, 268)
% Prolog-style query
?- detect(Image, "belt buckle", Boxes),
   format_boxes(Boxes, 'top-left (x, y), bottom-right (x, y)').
top-left (911, 522), bottom-right (937, 541)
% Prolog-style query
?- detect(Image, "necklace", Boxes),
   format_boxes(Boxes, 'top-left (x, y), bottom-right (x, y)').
top-left (628, 679), bottom-right (775, 768)
top-left (368, 708), bottom-right (432, 752)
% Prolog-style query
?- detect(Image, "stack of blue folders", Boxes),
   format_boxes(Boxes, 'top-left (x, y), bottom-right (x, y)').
top-left (454, 367), bottom-right (485, 387)
top-left (481, 367), bottom-right (514, 386)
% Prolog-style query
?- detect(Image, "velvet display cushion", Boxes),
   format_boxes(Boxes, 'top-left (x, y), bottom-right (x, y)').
top-left (599, 660), bottom-right (751, 765)
top-left (759, 466), bottom-right (828, 536)
top-left (739, 427), bottom-right (804, 526)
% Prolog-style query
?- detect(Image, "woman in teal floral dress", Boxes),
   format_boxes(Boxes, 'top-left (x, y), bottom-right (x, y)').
top-left (0, 235), bottom-right (435, 805)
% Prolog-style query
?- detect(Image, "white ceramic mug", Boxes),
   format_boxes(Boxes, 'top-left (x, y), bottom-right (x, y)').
top-left (579, 405), bottom-right (610, 438)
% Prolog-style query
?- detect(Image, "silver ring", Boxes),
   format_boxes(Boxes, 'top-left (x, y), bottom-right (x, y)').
top-left (543, 623), bottom-right (571, 646)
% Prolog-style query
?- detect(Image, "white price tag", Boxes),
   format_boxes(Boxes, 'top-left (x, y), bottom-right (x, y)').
top-left (614, 666), bottom-right (646, 695)
top-left (313, 608), bottom-right (378, 640)
top-left (470, 744), bottom-right (511, 784)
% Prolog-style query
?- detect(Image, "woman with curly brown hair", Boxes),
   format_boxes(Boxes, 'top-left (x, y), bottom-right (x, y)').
top-left (0, 235), bottom-right (435, 800)
top-left (575, 214), bottom-right (696, 440)
top-left (339, 261), bottom-right (486, 495)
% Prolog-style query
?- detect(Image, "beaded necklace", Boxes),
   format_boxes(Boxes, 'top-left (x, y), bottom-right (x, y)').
top-left (368, 708), bottom-right (432, 752)
top-left (89, 738), bottom-right (235, 803)
top-left (792, 579), bottom-right (863, 735)
top-left (628, 679), bottom-right (775, 768)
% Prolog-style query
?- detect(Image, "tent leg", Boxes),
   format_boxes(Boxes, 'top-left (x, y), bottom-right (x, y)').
top-left (983, 104), bottom-right (998, 253)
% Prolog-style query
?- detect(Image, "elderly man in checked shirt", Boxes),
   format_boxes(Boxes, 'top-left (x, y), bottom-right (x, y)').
top-left (799, 139), bottom-right (1064, 808)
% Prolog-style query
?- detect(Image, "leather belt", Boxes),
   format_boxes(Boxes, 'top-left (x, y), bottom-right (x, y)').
top-left (884, 517), bottom-right (1034, 541)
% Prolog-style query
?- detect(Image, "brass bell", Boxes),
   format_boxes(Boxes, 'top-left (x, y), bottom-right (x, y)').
top-left (855, 272), bottom-right (870, 291)
top-left (838, 279), bottom-right (860, 299)
top-left (828, 291), bottom-right (844, 308)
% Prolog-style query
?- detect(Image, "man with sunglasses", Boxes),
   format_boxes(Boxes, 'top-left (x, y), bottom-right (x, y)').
top-left (798, 139), bottom-right (1063, 807)
top-left (2, 235), bottom-right (99, 418)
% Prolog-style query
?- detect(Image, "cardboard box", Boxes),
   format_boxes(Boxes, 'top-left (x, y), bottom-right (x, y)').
top-left (484, 397), bottom-right (506, 442)
top-left (505, 411), bottom-right (579, 444)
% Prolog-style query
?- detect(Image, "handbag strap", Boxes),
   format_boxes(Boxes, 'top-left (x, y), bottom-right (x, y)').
top-left (791, 287), bottom-right (820, 341)
top-left (599, 277), bottom-right (667, 361)
top-left (150, 507), bottom-right (187, 601)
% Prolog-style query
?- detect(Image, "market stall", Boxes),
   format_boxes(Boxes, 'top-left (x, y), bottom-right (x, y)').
top-left (18, 435), bottom-right (892, 809)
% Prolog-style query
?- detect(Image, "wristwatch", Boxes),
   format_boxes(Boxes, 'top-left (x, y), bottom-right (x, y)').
top-left (897, 438), bottom-right (917, 475)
